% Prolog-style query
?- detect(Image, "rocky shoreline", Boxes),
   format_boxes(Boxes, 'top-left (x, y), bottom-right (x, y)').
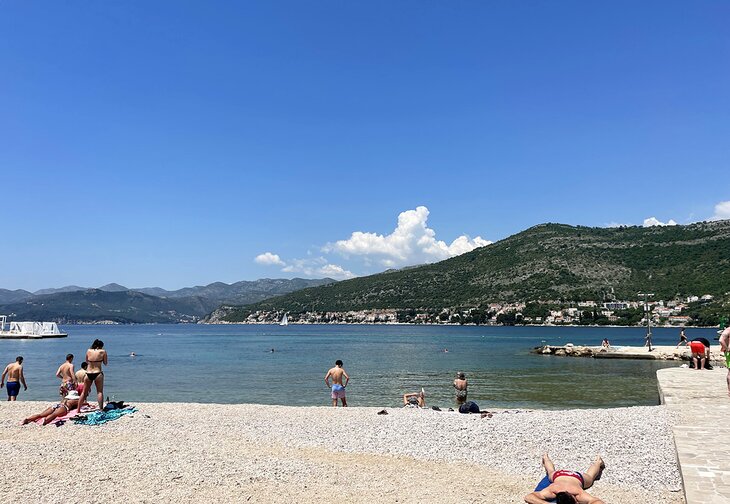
top-left (533, 343), bottom-right (726, 365)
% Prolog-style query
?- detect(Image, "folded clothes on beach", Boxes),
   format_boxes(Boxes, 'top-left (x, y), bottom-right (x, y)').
top-left (73, 407), bottom-right (137, 426)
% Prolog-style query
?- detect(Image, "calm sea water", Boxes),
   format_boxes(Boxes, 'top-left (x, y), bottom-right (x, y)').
top-left (0, 324), bottom-right (715, 409)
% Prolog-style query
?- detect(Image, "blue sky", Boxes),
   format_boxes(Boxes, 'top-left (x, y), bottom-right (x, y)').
top-left (1, 1), bottom-right (728, 291)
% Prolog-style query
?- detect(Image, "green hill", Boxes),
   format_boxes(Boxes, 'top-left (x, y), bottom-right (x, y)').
top-left (223, 220), bottom-right (730, 319)
top-left (0, 289), bottom-right (217, 324)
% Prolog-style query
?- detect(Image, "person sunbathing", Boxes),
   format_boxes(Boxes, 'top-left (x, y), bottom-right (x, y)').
top-left (403, 389), bottom-right (425, 408)
top-left (524, 453), bottom-right (606, 504)
top-left (22, 391), bottom-right (85, 425)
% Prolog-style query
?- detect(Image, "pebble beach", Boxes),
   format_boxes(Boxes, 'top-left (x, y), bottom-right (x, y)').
top-left (0, 402), bottom-right (684, 503)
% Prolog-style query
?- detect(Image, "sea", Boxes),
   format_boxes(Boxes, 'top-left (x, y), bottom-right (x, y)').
top-left (0, 324), bottom-right (717, 409)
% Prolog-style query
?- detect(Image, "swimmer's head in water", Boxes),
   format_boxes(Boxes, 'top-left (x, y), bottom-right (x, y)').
top-left (335, 360), bottom-right (343, 367)
top-left (555, 492), bottom-right (576, 504)
top-left (81, 362), bottom-right (88, 370)
top-left (66, 353), bottom-right (73, 362)
top-left (16, 356), bottom-right (23, 364)
top-left (91, 339), bottom-right (104, 350)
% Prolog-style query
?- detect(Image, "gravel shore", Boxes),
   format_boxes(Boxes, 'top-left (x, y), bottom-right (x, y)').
top-left (0, 402), bottom-right (683, 503)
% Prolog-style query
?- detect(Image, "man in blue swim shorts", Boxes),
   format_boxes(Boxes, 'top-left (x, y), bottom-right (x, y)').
top-left (324, 359), bottom-right (350, 407)
top-left (1, 356), bottom-right (28, 401)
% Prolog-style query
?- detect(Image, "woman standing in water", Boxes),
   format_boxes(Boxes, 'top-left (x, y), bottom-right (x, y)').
top-left (454, 371), bottom-right (468, 405)
top-left (77, 339), bottom-right (107, 413)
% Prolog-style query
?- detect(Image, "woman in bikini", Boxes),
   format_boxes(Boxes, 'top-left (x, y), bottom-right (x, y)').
top-left (22, 391), bottom-right (83, 425)
top-left (77, 339), bottom-right (107, 413)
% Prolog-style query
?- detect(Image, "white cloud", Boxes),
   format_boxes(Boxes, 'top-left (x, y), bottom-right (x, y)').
top-left (710, 200), bottom-right (730, 221)
top-left (254, 252), bottom-right (285, 266)
top-left (643, 217), bottom-right (677, 227)
top-left (318, 264), bottom-right (356, 279)
top-left (281, 257), bottom-right (354, 280)
top-left (325, 206), bottom-right (491, 267)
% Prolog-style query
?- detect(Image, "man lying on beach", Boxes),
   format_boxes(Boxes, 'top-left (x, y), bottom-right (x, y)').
top-left (1, 356), bottom-right (27, 401)
top-left (325, 360), bottom-right (349, 407)
top-left (22, 390), bottom-right (86, 426)
top-left (56, 353), bottom-right (76, 398)
top-left (524, 453), bottom-right (605, 504)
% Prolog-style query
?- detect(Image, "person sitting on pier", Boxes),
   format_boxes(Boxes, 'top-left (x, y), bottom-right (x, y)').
top-left (601, 338), bottom-right (610, 348)
top-left (524, 453), bottom-right (606, 504)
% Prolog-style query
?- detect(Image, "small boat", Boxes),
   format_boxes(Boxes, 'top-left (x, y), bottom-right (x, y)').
top-left (279, 313), bottom-right (288, 326)
top-left (0, 315), bottom-right (68, 339)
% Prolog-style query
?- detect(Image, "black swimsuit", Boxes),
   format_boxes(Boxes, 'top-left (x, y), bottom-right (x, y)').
top-left (86, 357), bottom-right (104, 381)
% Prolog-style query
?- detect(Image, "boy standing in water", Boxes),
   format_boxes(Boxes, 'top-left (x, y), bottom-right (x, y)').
top-left (1, 356), bottom-right (28, 401)
top-left (325, 359), bottom-right (350, 407)
top-left (56, 353), bottom-right (76, 398)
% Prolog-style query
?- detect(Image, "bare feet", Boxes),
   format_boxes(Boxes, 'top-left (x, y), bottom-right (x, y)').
top-left (593, 456), bottom-right (606, 480)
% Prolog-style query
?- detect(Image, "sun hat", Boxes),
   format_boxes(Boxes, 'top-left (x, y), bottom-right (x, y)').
top-left (65, 390), bottom-right (80, 400)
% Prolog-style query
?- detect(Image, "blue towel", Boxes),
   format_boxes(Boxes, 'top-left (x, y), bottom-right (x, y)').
top-left (534, 475), bottom-right (551, 491)
top-left (534, 475), bottom-right (556, 503)
top-left (74, 407), bottom-right (137, 425)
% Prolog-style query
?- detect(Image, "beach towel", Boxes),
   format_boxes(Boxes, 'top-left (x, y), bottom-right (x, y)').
top-left (534, 475), bottom-right (556, 503)
top-left (32, 404), bottom-right (98, 426)
top-left (73, 407), bottom-right (137, 426)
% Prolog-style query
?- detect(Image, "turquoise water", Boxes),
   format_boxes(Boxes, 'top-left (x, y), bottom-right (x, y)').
top-left (0, 324), bottom-right (716, 409)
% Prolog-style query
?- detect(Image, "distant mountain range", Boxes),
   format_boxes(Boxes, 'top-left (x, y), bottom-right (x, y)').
top-left (0, 278), bottom-right (336, 323)
top-left (222, 220), bottom-right (730, 319)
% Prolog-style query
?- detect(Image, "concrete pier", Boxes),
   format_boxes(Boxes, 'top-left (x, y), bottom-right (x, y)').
top-left (533, 344), bottom-right (725, 365)
top-left (657, 367), bottom-right (730, 503)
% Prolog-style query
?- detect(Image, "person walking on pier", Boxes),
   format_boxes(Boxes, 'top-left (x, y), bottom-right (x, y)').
top-left (676, 328), bottom-right (688, 348)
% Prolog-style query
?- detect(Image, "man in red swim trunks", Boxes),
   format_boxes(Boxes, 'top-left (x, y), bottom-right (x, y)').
top-left (689, 338), bottom-right (709, 370)
top-left (524, 453), bottom-right (606, 504)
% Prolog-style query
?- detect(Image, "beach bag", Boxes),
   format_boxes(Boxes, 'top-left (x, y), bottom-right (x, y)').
top-left (103, 401), bottom-right (126, 411)
top-left (459, 401), bottom-right (480, 414)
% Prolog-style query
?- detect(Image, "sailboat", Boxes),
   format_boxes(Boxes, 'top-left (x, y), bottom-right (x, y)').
top-left (279, 313), bottom-right (288, 326)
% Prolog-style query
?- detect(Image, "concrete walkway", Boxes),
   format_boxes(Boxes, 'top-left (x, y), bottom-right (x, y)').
top-left (657, 367), bottom-right (730, 504)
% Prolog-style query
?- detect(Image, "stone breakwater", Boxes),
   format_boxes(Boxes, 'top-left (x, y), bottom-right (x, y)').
top-left (0, 402), bottom-right (683, 503)
top-left (533, 343), bottom-right (726, 364)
